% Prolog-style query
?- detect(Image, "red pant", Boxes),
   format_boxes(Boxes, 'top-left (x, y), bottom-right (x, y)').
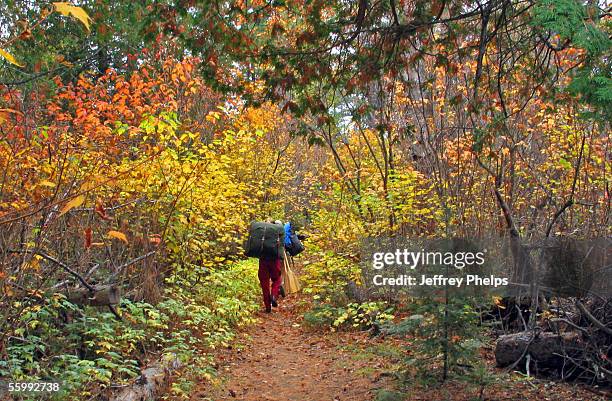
top-left (258, 257), bottom-right (282, 310)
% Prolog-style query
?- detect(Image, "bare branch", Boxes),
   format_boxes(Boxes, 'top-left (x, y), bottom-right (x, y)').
top-left (8, 249), bottom-right (95, 292)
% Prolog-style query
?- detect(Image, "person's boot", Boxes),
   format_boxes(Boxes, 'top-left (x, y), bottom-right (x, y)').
top-left (279, 285), bottom-right (286, 298)
top-left (271, 296), bottom-right (278, 308)
top-left (265, 306), bottom-right (272, 313)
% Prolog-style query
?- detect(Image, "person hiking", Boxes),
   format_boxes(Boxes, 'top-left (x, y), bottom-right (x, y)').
top-left (257, 220), bottom-right (284, 313)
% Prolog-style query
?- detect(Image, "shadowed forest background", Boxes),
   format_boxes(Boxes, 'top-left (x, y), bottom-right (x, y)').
top-left (0, 1), bottom-right (610, 400)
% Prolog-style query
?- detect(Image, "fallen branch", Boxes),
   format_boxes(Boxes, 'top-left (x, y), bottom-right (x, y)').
top-left (497, 331), bottom-right (584, 375)
top-left (109, 354), bottom-right (181, 401)
top-left (67, 284), bottom-right (121, 306)
top-left (548, 318), bottom-right (589, 334)
top-left (576, 300), bottom-right (612, 336)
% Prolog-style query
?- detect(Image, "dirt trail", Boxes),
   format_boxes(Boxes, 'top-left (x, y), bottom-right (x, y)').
top-left (194, 296), bottom-right (385, 401)
top-left (192, 295), bottom-right (612, 401)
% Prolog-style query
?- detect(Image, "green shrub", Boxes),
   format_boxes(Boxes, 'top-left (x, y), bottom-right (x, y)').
top-left (381, 296), bottom-right (492, 387)
top-left (301, 249), bottom-right (362, 304)
top-left (2, 259), bottom-right (260, 400)
top-left (304, 300), bottom-right (394, 331)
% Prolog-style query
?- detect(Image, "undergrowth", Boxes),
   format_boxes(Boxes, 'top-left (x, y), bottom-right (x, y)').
top-left (2, 259), bottom-right (260, 400)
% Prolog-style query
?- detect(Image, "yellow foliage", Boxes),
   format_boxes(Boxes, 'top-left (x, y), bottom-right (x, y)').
top-left (53, 2), bottom-right (92, 31)
top-left (0, 48), bottom-right (24, 67)
top-left (108, 230), bottom-right (128, 244)
top-left (58, 195), bottom-right (85, 216)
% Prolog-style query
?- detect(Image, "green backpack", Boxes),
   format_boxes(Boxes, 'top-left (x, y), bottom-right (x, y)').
top-left (244, 221), bottom-right (285, 259)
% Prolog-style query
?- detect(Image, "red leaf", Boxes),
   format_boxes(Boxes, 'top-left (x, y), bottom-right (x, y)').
top-left (84, 227), bottom-right (92, 249)
top-left (95, 200), bottom-right (111, 220)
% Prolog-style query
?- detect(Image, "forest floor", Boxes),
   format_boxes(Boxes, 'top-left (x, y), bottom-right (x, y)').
top-left (192, 295), bottom-right (395, 401)
top-left (191, 292), bottom-right (610, 401)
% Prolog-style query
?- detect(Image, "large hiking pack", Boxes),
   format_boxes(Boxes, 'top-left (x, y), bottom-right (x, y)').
top-left (286, 232), bottom-right (305, 256)
top-left (244, 221), bottom-right (285, 259)
top-left (284, 222), bottom-right (305, 256)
